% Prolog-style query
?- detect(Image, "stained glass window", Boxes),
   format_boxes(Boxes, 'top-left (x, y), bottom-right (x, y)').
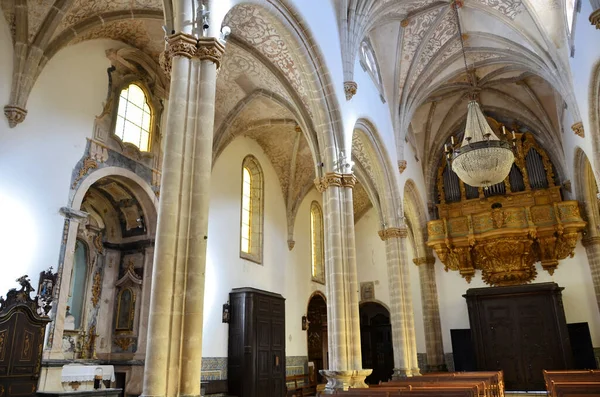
top-left (310, 201), bottom-right (325, 283)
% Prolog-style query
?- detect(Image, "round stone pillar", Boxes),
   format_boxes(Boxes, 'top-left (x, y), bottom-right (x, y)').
top-left (316, 172), bottom-right (372, 393)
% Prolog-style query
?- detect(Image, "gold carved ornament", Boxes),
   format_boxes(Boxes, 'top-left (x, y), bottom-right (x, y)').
top-left (429, 128), bottom-right (586, 286)
top-left (72, 157), bottom-right (98, 188)
top-left (91, 271), bottom-right (102, 307)
top-left (114, 337), bottom-right (134, 351)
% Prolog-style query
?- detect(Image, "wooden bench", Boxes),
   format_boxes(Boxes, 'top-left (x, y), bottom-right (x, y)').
top-left (333, 385), bottom-right (478, 396)
top-left (419, 371), bottom-right (504, 397)
top-left (551, 381), bottom-right (600, 396)
top-left (543, 370), bottom-right (600, 397)
top-left (286, 374), bottom-right (317, 396)
top-left (374, 380), bottom-right (487, 397)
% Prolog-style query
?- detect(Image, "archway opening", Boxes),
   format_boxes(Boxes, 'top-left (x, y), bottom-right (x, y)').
top-left (360, 302), bottom-right (394, 384)
top-left (306, 293), bottom-right (327, 384)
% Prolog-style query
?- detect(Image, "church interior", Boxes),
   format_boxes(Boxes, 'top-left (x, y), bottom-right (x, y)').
top-left (1, 0), bottom-right (600, 396)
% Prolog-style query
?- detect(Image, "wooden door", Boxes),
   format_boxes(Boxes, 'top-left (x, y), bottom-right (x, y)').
top-left (270, 299), bottom-right (285, 397)
top-left (360, 303), bottom-right (394, 385)
top-left (467, 283), bottom-right (573, 391)
top-left (255, 295), bottom-right (285, 397)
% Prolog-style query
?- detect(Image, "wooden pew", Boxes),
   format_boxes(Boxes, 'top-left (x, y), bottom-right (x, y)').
top-left (551, 381), bottom-right (600, 396)
top-left (373, 380), bottom-right (486, 397)
top-left (333, 385), bottom-right (477, 396)
top-left (419, 371), bottom-right (504, 397)
top-left (286, 373), bottom-right (317, 396)
top-left (543, 370), bottom-right (600, 397)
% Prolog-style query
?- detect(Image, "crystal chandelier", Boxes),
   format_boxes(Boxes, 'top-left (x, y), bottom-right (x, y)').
top-left (446, 101), bottom-right (515, 187)
top-left (444, 1), bottom-right (515, 188)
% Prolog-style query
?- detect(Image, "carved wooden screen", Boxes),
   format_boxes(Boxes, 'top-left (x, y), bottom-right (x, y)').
top-left (0, 278), bottom-right (50, 397)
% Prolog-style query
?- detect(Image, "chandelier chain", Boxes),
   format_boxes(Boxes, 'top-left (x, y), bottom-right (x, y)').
top-left (452, 1), bottom-right (472, 87)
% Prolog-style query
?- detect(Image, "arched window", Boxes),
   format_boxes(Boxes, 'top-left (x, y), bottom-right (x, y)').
top-left (114, 83), bottom-right (152, 151)
top-left (359, 39), bottom-right (385, 101)
top-left (240, 156), bottom-right (264, 263)
top-left (68, 240), bottom-right (88, 329)
top-left (310, 202), bottom-right (325, 284)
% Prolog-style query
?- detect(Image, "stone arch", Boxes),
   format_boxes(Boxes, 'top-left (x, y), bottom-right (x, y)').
top-left (215, 0), bottom-right (345, 171)
top-left (70, 166), bottom-right (158, 234)
top-left (352, 118), bottom-right (404, 229)
top-left (574, 148), bottom-right (600, 237)
top-left (403, 179), bottom-right (429, 259)
top-left (590, 60), bottom-right (600, 175)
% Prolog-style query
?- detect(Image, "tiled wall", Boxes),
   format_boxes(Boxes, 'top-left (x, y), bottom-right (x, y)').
top-left (200, 356), bottom-right (309, 382)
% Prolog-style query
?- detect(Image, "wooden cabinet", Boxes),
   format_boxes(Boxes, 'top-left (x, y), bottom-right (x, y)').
top-left (228, 288), bottom-right (286, 397)
top-left (465, 282), bottom-right (573, 391)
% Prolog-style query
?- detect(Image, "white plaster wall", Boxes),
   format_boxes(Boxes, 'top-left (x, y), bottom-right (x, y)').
top-left (354, 207), bottom-right (427, 354)
top-left (435, 241), bottom-right (600, 353)
top-left (0, 28), bottom-right (123, 296)
top-left (355, 208), bottom-right (390, 307)
top-left (202, 136), bottom-right (325, 358)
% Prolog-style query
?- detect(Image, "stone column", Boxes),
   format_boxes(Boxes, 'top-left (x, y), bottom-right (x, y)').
top-left (45, 207), bottom-right (89, 359)
top-left (590, 0), bottom-right (600, 28)
top-left (316, 172), bottom-right (371, 393)
top-left (378, 227), bottom-right (420, 377)
top-left (141, 33), bottom-right (224, 397)
top-left (413, 255), bottom-right (446, 372)
top-left (583, 237), bottom-right (600, 313)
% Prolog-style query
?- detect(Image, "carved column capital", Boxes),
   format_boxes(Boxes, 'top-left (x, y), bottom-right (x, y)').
top-left (413, 256), bottom-right (436, 266)
top-left (344, 81), bottom-right (358, 100)
top-left (4, 105), bottom-right (27, 128)
top-left (197, 37), bottom-right (226, 67)
top-left (591, 8), bottom-right (600, 29)
top-left (572, 121), bottom-right (585, 138)
top-left (378, 227), bottom-right (408, 241)
top-left (314, 172), bottom-right (356, 192)
top-left (162, 34), bottom-right (226, 76)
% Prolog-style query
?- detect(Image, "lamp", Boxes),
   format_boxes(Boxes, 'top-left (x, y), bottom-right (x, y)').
top-left (222, 301), bottom-right (230, 323)
top-left (446, 101), bottom-right (516, 187)
top-left (444, 2), bottom-right (515, 188)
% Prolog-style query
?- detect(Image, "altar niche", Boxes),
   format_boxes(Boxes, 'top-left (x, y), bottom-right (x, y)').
top-left (41, 172), bottom-right (157, 396)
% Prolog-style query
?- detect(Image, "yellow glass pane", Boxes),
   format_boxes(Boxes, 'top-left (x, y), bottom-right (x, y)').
top-left (117, 98), bottom-right (128, 118)
top-left (123, 120), bottom-right (140, 144)
top-left (127, 104), bottom-right (143, 126)
top-left (241, 225), bottom-right (250, 239)
top-left (141, 110), bottom-right (151, 132)
top-left (115, 116), bottom-right (125, 139)
top-left (139, 131), bottom-right (149, 152)
top-left (242, 210), bottom-right (250, 225)
top-left (128, 84), bottom-right (145, 106)
top-left (241, 237), bottom-right (250, 253)
top-left (242, 195), bottom-right (251, 210)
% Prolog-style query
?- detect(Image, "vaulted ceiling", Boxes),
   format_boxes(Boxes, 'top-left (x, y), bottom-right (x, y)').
top-left (1, 0), bottom-right (575, 220)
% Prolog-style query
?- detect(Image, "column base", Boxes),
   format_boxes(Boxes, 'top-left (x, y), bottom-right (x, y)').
top-left (392, 368), bottom-right (412, 379)
top-left (318, 369), bottom-right (373, 394)
top-left (411, 367), bottom-right (422, 376)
